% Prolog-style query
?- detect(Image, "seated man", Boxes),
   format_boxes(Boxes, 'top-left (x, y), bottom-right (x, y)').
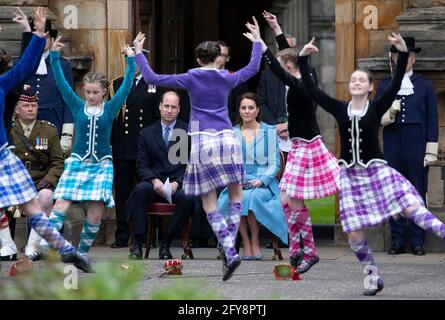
top-left (125, 91), bottom-right (195, 260)
top-left (0, 85), bottom-right (64, 261)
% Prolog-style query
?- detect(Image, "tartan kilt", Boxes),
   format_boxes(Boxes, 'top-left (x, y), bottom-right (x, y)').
top-left (184, 131), bottom-right (246, 196)
top-left (0, 146), bottom-right (37, 208)
top-left (279, 137), bottom-right (340, 199)
top-left (53, 156), bottom-right (115, 208)
top-left (340, 162), bottom-right (424, 233)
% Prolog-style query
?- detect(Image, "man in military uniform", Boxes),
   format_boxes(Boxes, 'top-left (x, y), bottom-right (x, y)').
top-left (379, 37), bottom-right (439, 256)
top-left (19, 15), bottom-right (74, 154)
top-left (0, 86), bottom-right (64, 261)
top-left (109, 65), bottom-right (162, 248)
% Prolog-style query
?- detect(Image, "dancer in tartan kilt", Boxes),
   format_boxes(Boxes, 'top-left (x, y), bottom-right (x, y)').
top-left (261, 11), bottom-right (340, 274)
top-left (298, 33), bottom-right (445, 296)
top-left (30, 36), bottom-right (136, 262)
top-left (0, 7), bottom-right (91, 272)
top-left (133, 18), bottom-right (263, 281)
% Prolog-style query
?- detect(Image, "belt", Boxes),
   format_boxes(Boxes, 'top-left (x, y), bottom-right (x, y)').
top-left (24, 160), bottom-right (48, 172)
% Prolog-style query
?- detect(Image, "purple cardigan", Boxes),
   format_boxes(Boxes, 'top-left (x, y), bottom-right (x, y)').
top-left (135, 42), bottom-right (262, 134)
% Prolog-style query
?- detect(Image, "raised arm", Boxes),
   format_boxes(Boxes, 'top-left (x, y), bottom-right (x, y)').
top-left (263, 48), bottom-right (299, 88)
top-left (133, 32), bottom-right (189, 89)
top-left (0, 7), bottom-right (46, 93)
top-left (108, 45), bottom-right (137, 117)
top-left (298, 37), bottom-right (344, 117)
top-left (49, 37), bottom-right (83, 113)
top-left (262, 10), bottom-right (290, 51)
top-left (372, 33), bottom-right (409, 116)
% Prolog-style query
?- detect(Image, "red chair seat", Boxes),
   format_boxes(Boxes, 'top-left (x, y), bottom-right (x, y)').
top-left (147, 203), bottom-right (177, 215)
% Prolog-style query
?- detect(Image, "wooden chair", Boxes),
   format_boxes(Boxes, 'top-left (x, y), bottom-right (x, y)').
top-left (145, 202), bottom-right (193, 259)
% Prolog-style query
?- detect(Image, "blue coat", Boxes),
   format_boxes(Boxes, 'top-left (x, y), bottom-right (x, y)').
top-left (21, 33), bottom-right (74, 135)
top-left (377, 73), bottom-right (439, 196)
top-left (218, 122), bottom-right (288, 244)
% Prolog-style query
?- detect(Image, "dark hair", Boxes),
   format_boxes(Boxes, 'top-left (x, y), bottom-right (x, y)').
top-left (352, 68), bottom-right (374, 84)
top-left (217, 41), bottom-right (231, 55)
top-left (195, 41), bottom-right (221, 65)
top-left (0, 48), bottom-right (11, 74)
top-left (276, 48), bottom-right (299, 67)
top-left (235, 92), bottom-right (261, 125)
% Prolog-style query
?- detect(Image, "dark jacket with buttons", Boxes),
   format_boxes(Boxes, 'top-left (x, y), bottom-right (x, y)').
top-left (262, 34), bottom-right (320, 140)
top-left (110, 76), bottom-right (162, 160)
top-left (21, 32), bottom-right (74, 136)
top-left (377, 73), bottom-right (439, 144)
top-left (298, 52), bottom-right (409, 167)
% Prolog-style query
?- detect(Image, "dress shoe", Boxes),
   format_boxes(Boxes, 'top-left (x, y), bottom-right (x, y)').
top-left (363, 278), bottom-right (384, 296)
top-left (26, 251), bottom-right (42, 262)
top-left (159, 244), bottom-right (173, 260)
top-left (388, 243), bottom-right (405, 255)
top-left (222, 256), bottom-right (241, 281)
top-left (128, 245), bottom-right (143, 260)
top-left (61, 252), bottom-right (94, 273)
top-left (297, 256), bottom-right (320, 274)
top-left (411, 245), bottom-right (426, 256)
top-left (289, 251), bottom-right (304, 269)
top-left (111, 241), bottom-right (128, 249)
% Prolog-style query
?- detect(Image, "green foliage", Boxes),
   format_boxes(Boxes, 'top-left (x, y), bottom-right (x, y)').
top-left (150, 279), bottom-right (219, 300)
top-left (0, 259), bottom-right (142, 300)
top-left (305, 195), bottom-right (336, 225)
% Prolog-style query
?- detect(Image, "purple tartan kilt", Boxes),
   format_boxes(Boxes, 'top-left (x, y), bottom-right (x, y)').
top-left (184, 131), bottom-right (246, 196)
top-left (0, 146), bottom-right (37, 208)
top-left (339, 162), bottom-right (424, 233)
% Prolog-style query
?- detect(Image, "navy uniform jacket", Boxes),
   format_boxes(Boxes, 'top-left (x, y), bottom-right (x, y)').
top-left (377, 73), bottom-right (438, 144)
top-left (110, 76), bottom-right (162, 160)
top-left (20, 32), bottom-right (74, 136)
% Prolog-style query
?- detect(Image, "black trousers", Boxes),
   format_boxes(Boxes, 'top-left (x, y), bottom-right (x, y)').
top-left (125, 181), bottom-right (195, 245)
top-left (113, 159), bottom-right (137, 244)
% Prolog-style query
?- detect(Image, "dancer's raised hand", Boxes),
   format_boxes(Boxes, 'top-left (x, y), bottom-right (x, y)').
top-left (243, 16), bottom-right (261, 42)
top-left (299, 37), bottom-right (318, 56)
top-left (32, 6), bottom-right (46, 37)
top-left (133, 32), bottom-right (146, 55)
top-left (121, 44), bottom-right (134, 57)
top-left (388, 32), bottom-right (407, 53)
top-left (51, 35), bottom-right (65, 52)
top-left (262, 10), bottom-right (282, 35)
top-left (12, 7), bottom-right (31, 32)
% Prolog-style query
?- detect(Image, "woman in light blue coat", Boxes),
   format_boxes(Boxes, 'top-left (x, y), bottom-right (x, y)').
top-left (218, 93), bottom-right (288, 260)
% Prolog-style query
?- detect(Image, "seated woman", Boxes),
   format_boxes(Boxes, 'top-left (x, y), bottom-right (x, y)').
top-left (218, 92), bottom-right (288, 260)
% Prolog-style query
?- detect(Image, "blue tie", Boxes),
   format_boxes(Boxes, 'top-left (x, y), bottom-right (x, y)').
top-left (163, 126), bottom-right (170, 147)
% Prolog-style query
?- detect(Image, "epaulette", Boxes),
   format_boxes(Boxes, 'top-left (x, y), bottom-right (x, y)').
top-left (40, 120), bottom-right (56, 128)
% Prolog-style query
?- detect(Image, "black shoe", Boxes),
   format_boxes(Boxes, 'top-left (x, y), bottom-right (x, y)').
top-left (1, 254), bottom-right (17, 261)
top-left (26, 252), bottom-right (42, 262)
top-left (289, 251), bottom-right (304, 269)
top-left (61, 252), bottom-right (94, 273)
top-left (111, 241), bottom-right (128, 249)
top-left (388, 243), bottom-right (405, 255)
top-left (159, 244), bottom-right (172, 260)
top-left (363, 278), bottom-right (384, 296)
top-left (411, 245), bottom-right (426, 256)
top-left (297, 256), bottom-right (320, 274)
top-left (128, 245), bottom-right (143, 260)
top-left (222, 256), bottom-right (241, 281)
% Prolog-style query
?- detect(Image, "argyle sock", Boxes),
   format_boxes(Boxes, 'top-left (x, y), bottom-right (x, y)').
top-left (226, 202), bottom-right (242, 241)
top-left (78, 220), bottom-right (101, 255)
top-left (409, 206), bottom-right (445, 239)
top-left (29, 213), bottom-right (75, 255)
top-left (207, 208), bottom-right (238, 265)
top-left (297, 206), bottom-right (318, 259)
top-left (282, 203), bottom-right (301, 257)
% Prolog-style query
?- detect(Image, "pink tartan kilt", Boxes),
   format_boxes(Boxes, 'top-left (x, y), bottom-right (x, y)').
top-left (279, 137), bottom-right (340, 199)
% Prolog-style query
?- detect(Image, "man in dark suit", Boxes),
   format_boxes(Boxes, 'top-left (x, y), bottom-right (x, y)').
top-left (126, 91), bottom-right (195, 259)
top-left (379, 37), bottom-right (439, 256)
top-left (109, 67), bottom-right (162, 248)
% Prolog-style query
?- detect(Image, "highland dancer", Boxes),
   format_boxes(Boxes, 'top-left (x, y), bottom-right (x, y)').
top-left (133, 17), bottom-right (263, 280)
